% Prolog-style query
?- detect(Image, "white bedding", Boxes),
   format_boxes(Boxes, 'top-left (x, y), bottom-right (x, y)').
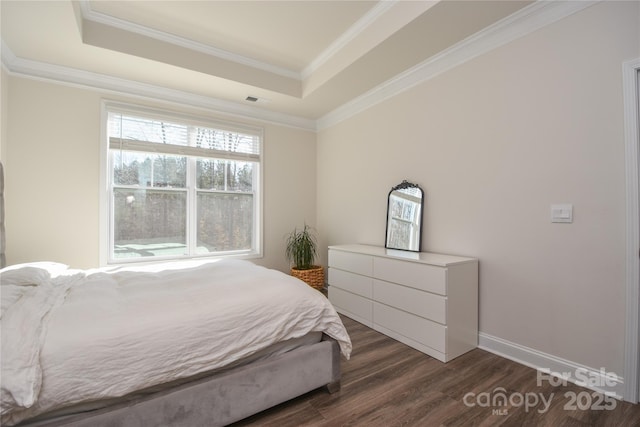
top-left (0, 259), bottom-right (351, 426)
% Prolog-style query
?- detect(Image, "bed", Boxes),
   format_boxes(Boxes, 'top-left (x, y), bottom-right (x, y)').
top-left (0, 257), bottom-right (352, 427)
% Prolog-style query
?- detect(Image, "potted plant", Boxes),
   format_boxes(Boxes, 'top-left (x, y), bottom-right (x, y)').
top-left (285, 224), bottom-right (324, 290)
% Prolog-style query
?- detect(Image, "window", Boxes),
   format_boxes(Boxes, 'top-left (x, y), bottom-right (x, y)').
top-left (105, 104), bottom-right (262, 263)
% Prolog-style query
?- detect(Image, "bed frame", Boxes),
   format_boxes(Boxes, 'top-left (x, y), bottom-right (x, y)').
top-left (20, 336), bottom-right (340, 427)
top-left (0, 162), bottom-right (341, 427)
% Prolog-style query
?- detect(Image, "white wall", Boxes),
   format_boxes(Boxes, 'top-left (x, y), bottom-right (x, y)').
top-left (318, 1), bottom-right (638, 375)
top-left (3, 76), bottom-right (317, 271)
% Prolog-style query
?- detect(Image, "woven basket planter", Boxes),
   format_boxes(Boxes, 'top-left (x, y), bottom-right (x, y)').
top-left (290, 265), bottom-right (325, 290)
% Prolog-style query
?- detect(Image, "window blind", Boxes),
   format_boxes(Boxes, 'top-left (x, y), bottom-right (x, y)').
top-left (108, 111), bottom-right (261, 162)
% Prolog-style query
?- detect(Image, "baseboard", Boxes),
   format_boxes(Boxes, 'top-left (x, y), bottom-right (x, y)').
top-left (478, 332), bottom-right (625, 400)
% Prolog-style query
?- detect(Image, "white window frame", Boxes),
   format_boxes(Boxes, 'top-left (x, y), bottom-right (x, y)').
top-left (100, 101), bottom-right (263, 265)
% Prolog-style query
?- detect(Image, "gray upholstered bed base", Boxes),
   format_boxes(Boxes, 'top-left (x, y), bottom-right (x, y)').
top-left (20, 336), bottom-right (341, 427)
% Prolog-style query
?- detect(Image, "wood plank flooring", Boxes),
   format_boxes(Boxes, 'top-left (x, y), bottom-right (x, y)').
top-left (232, 315), bottom-right (640, 427)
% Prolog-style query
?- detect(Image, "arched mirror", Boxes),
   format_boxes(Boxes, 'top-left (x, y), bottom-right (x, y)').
top-left (385, 180), bottom-right (424, 252)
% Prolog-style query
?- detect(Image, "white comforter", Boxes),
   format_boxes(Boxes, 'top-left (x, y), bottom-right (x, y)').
top-left (0, 259), bottom-right (351, 426)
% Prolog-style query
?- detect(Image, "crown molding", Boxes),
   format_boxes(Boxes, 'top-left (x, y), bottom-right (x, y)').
top-left (79, 0), bottom-right (301, 81)
top-left (301, 0), bottom-right (398, 80)
top-left (2, 1), bottom-right (599, 133)
top-left (0, 40), bottom-right (316, 131)
top-left (317, 0), bottom-right (599, 131)
top-left (79, 1), bottom-right (405, 89)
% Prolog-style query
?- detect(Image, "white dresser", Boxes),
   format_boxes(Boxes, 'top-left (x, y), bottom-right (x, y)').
top-left (328, 244), bottom-right (478, 362)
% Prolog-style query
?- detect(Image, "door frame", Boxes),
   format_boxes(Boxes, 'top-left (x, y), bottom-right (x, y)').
top-left (623, 57), bottom-right (640, 403)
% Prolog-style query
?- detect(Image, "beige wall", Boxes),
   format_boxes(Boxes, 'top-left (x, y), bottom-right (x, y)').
top-left (1, 68), bottom-right (7, 162)
top-left (318, 1), bottom-right (638, 374)
top-left (5, 78), bottom-right (101, 268)
top-left (3, 76), bottom-right (316, 272)
top-left (2, 0), bottom-right (637, 382)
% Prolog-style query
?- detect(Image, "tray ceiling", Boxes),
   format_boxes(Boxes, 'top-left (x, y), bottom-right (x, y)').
top-left (2, 1), bottom-right (548, 125)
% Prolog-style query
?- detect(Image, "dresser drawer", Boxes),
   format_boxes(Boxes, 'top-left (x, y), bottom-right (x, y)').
top-left (328, 287), bottom-right (373, 325)
top-left (373, 302), bottom-right (446, 353)
top-left (373, 257), bottom-right (447, 295)
top-left (327, 244), bottom-right (477, 362)
top-left (328, 268), bottom-right (373, 298)
top-left (373, 279), bottom-right (446, 324)
top-left (328, 250), bottom-right (373, 277)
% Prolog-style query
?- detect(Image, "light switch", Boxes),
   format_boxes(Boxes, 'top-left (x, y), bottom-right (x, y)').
top-left (551, 204), bottom-right (573, 223)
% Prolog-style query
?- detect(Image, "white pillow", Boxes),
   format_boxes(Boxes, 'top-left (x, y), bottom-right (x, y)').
top-left (1, 262), bottom-right (69, 286)
top-left (0, 263), bottom-right (68, 318)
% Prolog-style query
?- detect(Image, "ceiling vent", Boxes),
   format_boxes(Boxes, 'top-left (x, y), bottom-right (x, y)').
top-left (245, 96), bottom-right (270, 104)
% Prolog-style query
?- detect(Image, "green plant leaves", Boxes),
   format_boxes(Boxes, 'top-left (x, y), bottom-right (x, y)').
top-left (285, 224), bottom-right (318, 270)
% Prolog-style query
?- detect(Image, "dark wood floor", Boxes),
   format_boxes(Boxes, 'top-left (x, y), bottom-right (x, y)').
top-left (232, 315), bottom-right (640, 427)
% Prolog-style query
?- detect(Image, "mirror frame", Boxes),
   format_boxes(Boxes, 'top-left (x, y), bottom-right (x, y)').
top-left (384, 180), bottom-right (424, 252)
